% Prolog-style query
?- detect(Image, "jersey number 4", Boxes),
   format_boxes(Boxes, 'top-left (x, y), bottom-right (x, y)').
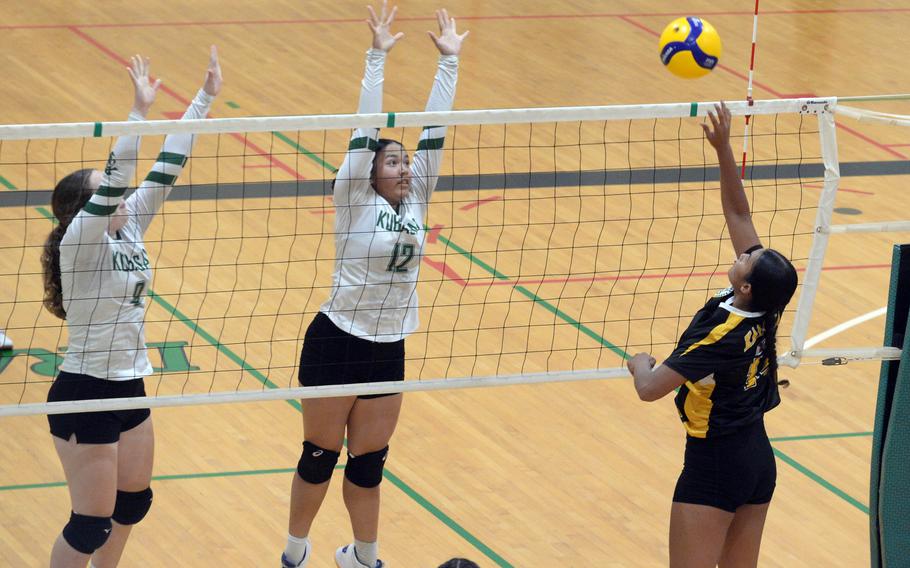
top-left (387, 243), bottom-right (415, 272)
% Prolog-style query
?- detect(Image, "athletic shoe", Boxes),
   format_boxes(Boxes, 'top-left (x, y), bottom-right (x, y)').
top-left (334, 543), bottom-right (385, 568)
top-left (0, 331), bottom-right (12, 350)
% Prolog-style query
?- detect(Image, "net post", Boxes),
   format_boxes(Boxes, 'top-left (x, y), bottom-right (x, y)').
top-left (781, 99), bottom-right (840, 367)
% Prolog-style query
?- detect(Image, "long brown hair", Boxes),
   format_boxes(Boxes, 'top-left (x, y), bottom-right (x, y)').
top-left (41, 169), bottom-right (96, 319)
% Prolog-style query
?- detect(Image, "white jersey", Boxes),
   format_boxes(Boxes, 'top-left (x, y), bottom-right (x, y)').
top-left (60, 90), bottom-right (214, 380)
top-left (321, 49), bottom-right (458, 342)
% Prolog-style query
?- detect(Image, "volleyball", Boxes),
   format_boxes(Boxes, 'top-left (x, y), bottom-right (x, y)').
top-left (658, 16), bottom-right (722, 79)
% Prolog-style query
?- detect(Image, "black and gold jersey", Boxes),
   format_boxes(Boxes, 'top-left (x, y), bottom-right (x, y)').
top-left (664, 287), bottom-right (781, 438)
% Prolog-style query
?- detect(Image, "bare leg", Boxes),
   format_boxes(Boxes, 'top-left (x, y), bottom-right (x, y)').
top-left (718, 503), bottom-right (770, 568)
top-left (343, 394), bottom-right (403, 542)
top-left (288, 396), bottom-right (357, 538)
top-left (669, 502), bottom-right (734, 568)
top-left (50, 436), bottom-right (118, 568)
top-left (92, 417), bottom-right (154, 568)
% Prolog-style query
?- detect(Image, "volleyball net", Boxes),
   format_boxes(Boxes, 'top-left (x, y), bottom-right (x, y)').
top-left (0, 97), bottom-right (900, 415)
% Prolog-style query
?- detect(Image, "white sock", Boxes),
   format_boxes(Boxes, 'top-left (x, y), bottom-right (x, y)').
top-left (354, 539), bottom-right (378, 567)
top-left (284, 534), bottom-right (310, 565)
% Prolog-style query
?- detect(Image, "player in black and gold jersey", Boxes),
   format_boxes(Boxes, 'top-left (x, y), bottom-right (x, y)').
top-left (627, 102), bottom-right (798, 568)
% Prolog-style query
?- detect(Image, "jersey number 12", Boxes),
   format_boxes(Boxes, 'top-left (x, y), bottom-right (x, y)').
top-left (387, 243), bottom-right (414, 272)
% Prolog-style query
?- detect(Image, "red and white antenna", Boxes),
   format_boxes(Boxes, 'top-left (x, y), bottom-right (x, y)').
top-left (741, 0), bottom-right (760, 179)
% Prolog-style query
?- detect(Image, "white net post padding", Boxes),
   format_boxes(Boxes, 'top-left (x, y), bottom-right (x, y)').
top-left (779, 100), bottom-right (840, 368)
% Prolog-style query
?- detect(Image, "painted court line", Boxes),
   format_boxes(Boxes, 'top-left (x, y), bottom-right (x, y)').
top-left (804, 307), bottom-right (887, 350)
top-left (3, 7), bottom-right (908, 31)
top-left (772, 447), bottom-right (869, 514)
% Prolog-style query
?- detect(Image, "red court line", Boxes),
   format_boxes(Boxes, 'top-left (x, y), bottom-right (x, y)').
top-left (463, 263), bottom-right (891, 288)
top-left (4, 7), bottom-right (909, 31)
top-left (836, 123), bottom-right (907, 160)
top-left (425, 224), bottom-right (444, 244)
top-left (422, 257), bottom-right (468, 287)
top-left (460, 195), bottom-right (502, 211)
top-left (803, 184), bottom-right (873, 196)
top-left (309, 208), bottom-right (335, 215)
top-left (68, 26), bottom-right (306, 180)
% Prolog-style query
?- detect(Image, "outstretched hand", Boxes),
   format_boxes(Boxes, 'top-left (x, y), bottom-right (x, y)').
top-left (202, 45), bottom-right (222, 96)
top-left (428, 8), bottom-right (469, 56)
top-left (701, 101), bottom-right (733, 150)
top-left (367, 0), bottom-right (405, 52)
top-left (127, 55), bottom-right (160, 117)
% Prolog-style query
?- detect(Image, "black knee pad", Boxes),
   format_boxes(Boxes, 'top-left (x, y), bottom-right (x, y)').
top-left (112, 487), bottom-right (153, 525)
top-left (344, 446), bottom-right (389, 488)
top-left (297, 441), bottom-right (340, 484)
top-left (62, 512), bottom-right (112, 555)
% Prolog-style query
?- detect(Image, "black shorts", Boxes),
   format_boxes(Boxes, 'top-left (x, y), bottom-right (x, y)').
top-left (47, 371), bottom-right (150, 444)
top-left (673, 419), bottom-right (776, 513)
top-left (298, 312), bottom-right (405, 399)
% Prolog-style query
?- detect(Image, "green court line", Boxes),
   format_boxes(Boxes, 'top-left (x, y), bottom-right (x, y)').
top-left (0, 174), bottom-right (16, 190)
top-left (772, 446), bottom-right (869, 514)
top-left (272, 131), bottom-right (338, 173)
top-left (513, 285), bottom-right (629, 358)
top-left (0, 480), bottom-right (67, 491)
top-left (436, 234), bottom-right (511, 280)
top-left (384, 470), bottom-right (513, 568)
top-left (146, 290), bottom-right (302, 413)
top-left (770, 431), bottom-right (873, 443)
top-left (35, 206), bottom-right (56, 223)
top-left (226, 101), bottom-right (240, 109)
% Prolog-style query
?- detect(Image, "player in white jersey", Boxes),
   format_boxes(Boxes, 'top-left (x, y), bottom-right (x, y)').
top-left (281, 4), bottom-right (468, 568)
top-left (40, 49), bottom-right (221, 568)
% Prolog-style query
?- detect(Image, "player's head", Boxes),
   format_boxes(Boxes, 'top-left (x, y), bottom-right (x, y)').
top-left (51, 168), bottom-right (128, 234)
top-left (728, 248), bottom-right (797, 313)
top-left (371, 138), bottom-right (411, 207)
top-left (437, 559), bottom-right (480, 568)
top-left (50, 169), bottom-right (99, 226)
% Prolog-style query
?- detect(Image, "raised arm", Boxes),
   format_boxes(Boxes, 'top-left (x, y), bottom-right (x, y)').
top-left (64, 55), bottom-right (159, 245)
top-left (409, 9), bottom-right (468, 203)
top-left (334, 1), bottom-right (403, 206)
top-left (702, 102), bottom-right (761, 256)
top-left (129, 46), bottom-right (221, 233)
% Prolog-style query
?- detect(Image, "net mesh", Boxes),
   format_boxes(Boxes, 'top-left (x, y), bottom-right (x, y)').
top-left (0, 103), bottom-right (827, 410)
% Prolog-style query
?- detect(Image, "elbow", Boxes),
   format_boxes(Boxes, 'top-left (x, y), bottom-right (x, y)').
top-left (637, 388), bottom-right (662, 403)
top-left (634, 381), bottom-right (662, 402)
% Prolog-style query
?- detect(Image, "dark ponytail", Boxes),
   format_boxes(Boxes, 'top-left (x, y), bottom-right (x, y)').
top-left (746, 249), bottom-right (798, 384)
top-left (41, 169), bottom-right (96, 319)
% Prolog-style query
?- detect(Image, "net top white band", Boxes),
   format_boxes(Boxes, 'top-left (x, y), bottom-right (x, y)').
top-left (0, 97), bottom-right (837, 141)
